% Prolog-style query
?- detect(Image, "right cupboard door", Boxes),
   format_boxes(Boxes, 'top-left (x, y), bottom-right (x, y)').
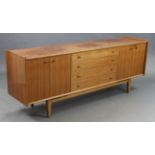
top-left (131, 44), bottom-right (147, 76)
top-left (117, 43), bottom-right (147, 80)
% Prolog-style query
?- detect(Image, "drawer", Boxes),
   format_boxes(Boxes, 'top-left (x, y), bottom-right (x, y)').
top-left (72, 56), bottom-right (118, 72)
top-left (72, 73), bottom-right (117, 91)
top-left (73, 55), bottom-right (118, 69)
top-left (72, 64), bottom-right (117, 78)
top-left (71, 49), bottom-right (119, 91)
top-left (72, 48), bottom-right (119, 62)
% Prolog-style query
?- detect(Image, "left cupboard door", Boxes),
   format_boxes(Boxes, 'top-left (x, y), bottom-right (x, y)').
top-left (26, 58), bottom-right (50, 103)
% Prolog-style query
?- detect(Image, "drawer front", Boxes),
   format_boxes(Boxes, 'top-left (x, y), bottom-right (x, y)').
top-left (72, 64), bottom-right (117, 79)
top-left (71, 49), bottom-right (119, 91)
top-left (72, 73), bottom-right (117, 90)
top-left (72, 48), bottom-right (119, 62)
top-left (73, 55), bottom-right (118, 70)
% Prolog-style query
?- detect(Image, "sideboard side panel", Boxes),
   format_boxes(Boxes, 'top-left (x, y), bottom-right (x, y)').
top-left (6, 51), bottom-right (27, 103)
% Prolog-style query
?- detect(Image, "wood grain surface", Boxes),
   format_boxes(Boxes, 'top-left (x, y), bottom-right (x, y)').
top-left (9, 37), bottom-right (148, 59)
top-left (6, 37), bottom-right (148, 105)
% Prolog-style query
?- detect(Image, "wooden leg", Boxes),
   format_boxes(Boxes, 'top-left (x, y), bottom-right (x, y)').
top-left (47, 100), bottom-right (52, 118)
top-left (31, 104), bottom-right (34, 108)
top-left (127, 79), bottom-right (131, 93)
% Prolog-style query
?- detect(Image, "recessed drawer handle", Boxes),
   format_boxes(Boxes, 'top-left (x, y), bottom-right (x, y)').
top-left (77, 66), bottom-right (81, 69)
top-left (112, 51), bottom-right (115, 53)
top-left (51, 59), bottom-right (56, 63)
top-left (77, 56), bottom-right (81, 59)
top-left (77, 75), bottom-right (81, 78)
top-left (129, 46), bottom-right (138, 50)
top-left (109, 77), bottom-right (113, 80)
top-left (77, 85), bottom-right (80, 88)
top-left (43, 61), bottom-right (48, 64)
top-left (43, 60), bottom-right (56, 64)
top-left (132, 45), bottom-right (138, 49)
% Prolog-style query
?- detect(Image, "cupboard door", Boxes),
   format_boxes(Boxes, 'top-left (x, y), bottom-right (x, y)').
top-left (117, 44), bottom-right (147, 79)
top-left (131, 44), bottom-right (146, 76)
top-left (26, 58), bottom-right (50, 102)
top-left (50, 55), bottom-right (71, 96)
top-left (117, 46), bottom-right (133, 79)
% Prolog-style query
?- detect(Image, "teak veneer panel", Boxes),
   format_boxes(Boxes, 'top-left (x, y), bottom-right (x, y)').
top-left (72, 73), bottom-right (117, 90)
top-left (72, 48), bottom-right (119, 62)
top-left (71, 49), bottom-right (119, 90)
top-left (50, 55), bottom-right (71, 96)
top-left (9, 37), bottom-right (147, 59)
top-left (131, 44), bottom-right (147, 75)
top-left (26, 58), bottom-right (51, 102)
top-left (25, 55), bottom-right (71, 103)
top-left (6, 51), bottom-right (26, 103)
top-left (117, 44), bottom-right (147, 79)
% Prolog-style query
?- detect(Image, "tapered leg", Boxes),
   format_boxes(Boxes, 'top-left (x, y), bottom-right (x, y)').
top-left (31, 104), bottom-right (34, 108)
top-left (127, 79), bottom-right (131, 93)
top-left (47, 100), bottom-right (52, 118)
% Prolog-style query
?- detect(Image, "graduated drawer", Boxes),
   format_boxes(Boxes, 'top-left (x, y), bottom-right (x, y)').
top-left (72, 55), bottom-right (118, 72)
top-left (72, 48), bottom-right (119, 62)
top-left (72, 64), bottom-right (117, 79)
top-left (71, 73), bottom-right (117, 91)
top-left (71, 49), bottom-right (119, 91)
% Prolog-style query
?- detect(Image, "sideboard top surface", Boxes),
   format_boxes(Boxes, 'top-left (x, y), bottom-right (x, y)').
top-left (8, 37), bottom-right (148, 60)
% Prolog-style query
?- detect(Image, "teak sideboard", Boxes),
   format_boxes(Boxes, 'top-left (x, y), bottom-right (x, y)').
top-left (6, 37), bottom-right (148, 117)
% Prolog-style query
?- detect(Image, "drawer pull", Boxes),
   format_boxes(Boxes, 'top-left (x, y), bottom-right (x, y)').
top-left (51, 59), bottom-right (56, 63)
top-left (43, 61), bottom-right (48, 64)
top-left (109, 77), bottom-right (113, 80)
top-left (77, 75), bottom-right (81, 78)
top-left (110, 68), bottom-right (113, 71)
top-left (134, 45), bottom-right (138, 50)
top-left (77, 66), bottom-right (81, 69)
top-left (112, 51), bottom-right (115, 53)
top-left (77, 56), bottom-right (81, 59)
top-left (129, 46), bottom-right (138, 50)
top-left (77, 85), bottom-right (80, 88)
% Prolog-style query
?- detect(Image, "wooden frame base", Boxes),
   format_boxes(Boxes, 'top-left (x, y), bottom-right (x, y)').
top-left (44, 79), bottom-right (132, 118)
top-left (30, 79), bottom-right (131, 118)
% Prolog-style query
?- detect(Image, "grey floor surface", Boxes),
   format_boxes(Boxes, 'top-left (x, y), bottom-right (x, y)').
top-left (0, 33), bottom-right (155, 122)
